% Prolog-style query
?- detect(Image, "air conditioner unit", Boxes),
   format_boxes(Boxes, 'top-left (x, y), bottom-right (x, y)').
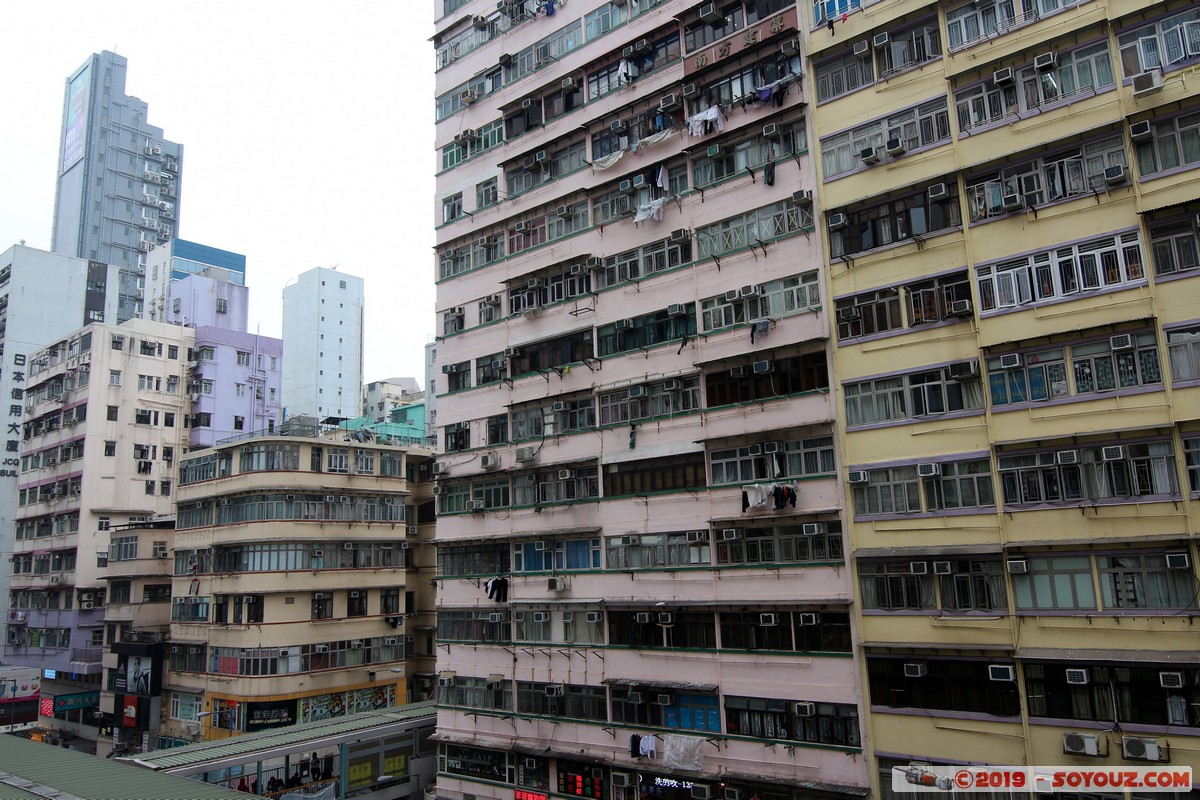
top-left (350, 640), bottom-right (365, 649)
top-left (586, 611), bottom-right (603, 623)
top-left (838, 306), bottom-right (861, 321)
top-left (1132, 70), bottom-right (1163, 97)
top-left (1056, 450), bottom-right (1079, 465)
top-left (635, 612), bottom-right (653, 624)
top-left (752, 360), bottom-right (773, 374)
top-left (516, 447), bottom-right (536, 461)
top-left (904, 662), bottom-right (928, 678)
top-left (1065, 668), bottom-right (1090, 685)
top-left (828, 212), bottom-right (848, 230)
top-left (432, 485), bottom-right (444, 496)
top-left (993, 67), bottom-right (1015, 87)
top-left (467, 499), bottom-right (486, 511)
top-left (747, 444), bottom-right (763, 457)
top-left (618, 179), bottom-right (635, 195)
top-left (948, 299), bottom-right (974, 317)
top-left (659, 94), bottom-right (680, 111)
top-left (847, 470), bottom-right (869, 484)
top-left (722, 528), bottom-right (741, 540)
top-left (628, 385), bottom-right (646, 398)
top-left (699, 3), bottom-right (723, 22)
top-left (610, 119), bottom-right (626, 133)
top-left (504, 346), bottom-right (521, 358)
top-left (730, 365), bottom-right (749, 377)
top-left (886, 138), bottom-right (906, 156)
top-left (557, 469), bottom-right (574, 480)
top-left (441, 364), bottom-right (458, 374)
top-left (1110, 333), bottom-right (1134, 351)
top-left (548, 577), bottom-right (567, 591)
top-left (1122, 736), bottom-right (1161, 761)
top-left (1001, 193), bottom-right (1024, 212)
top-left (667, 303), bottom-right (689, 318)
top-left (801, 523), bottom-right (826, 536)
top-left (1104, 165), bottom-right (1126, 185)
top-left (910, 561), bottom-right (928, 575)
top-left (1063, 732), bottom-right (1100, 756)
top-left (692, 787), bottom-right (712, 800)
top-left (655, 693), bottom-right (674, 705)
top-left (999, 353), bottom-right (1023, 370)
top-left (685, 530), bottom-right (706, 543)
top-left (792, 189), bottom-right (813, 206)
top-left (947, 360), bottom-right (980, 381)
top-left (1034, 52), bottom-right (1056, 72)
top-left (989, 664), bottom-right (1015, 682)
top-left (1159, 671), bottom-right (1184, 688)
top-left (313, 593), bottom-right (325, 600)
top-left (433, 461), bottom-right (448, 474)
top-left (671, 228), bottom-right (691, 243)
top-left (933, 560), bottom-right (953, 575)
top-left (917, 463), bottom-right (940, 478)
top-left (316, 644), bottom-right (330, 652)
top-left (81, 601), bottom-right (95, 610)
top-left (724, 789), bottom-right (743, 800)
top-left (1101, 445), bottom-right (1125, 462)
top-left (780, 39), bottom-right (799, 56)
top-left (740, 284), bottom-right (760, 298)
top-left (657, 613), bottom-right (673, 625)
top-left (762, 123), bottom-right (779, 138)
top-left (1166, 552), bottom-right (1190, 570)
top-left (793, 701), bottom-right (816, 717)
top-left (682, 83), bottom-right (698, 97)
top-left (1128, 119), bottom-right (1153, 142)
top-left (759, 613), bottom-right (778, 626)
top-left (1006, 559), bottom-right (1028, 574)
top-left (545, 684), bottom-right (565, 697)
top-left (438, 675), bottom-right (456, 687)
top-left (488, 612), bottom-right (504, 623)
top-left (561, 76), bottom-right (578, 90)
top-left (706, 144), bottom-right (723, 159)
top-left (861, 147), bottom-right (880, 164)
top-left (533, 611), bottom-right (551, 623)
top-left (611, 773), bottom-right (634, 788)
top-left (459, 89), bottom-right (479, 105)
top-left (853, 40), bottom-right (870, 58)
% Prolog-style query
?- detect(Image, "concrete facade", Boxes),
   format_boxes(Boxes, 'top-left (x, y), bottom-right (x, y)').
top-left (810, 0), bottom-right (1200, 791)
top-left (363, 376), bottom-right (424, 423)
top-left (6, 319), bottom-right (194, 753)
top-left (282, 267), bottom-right (365, 420)
top-left (159, 426), bottom-right (436, 746)
top-left (146, 239), bottom-right (248, 327)
top-left (186, 326), bottom-right (283, 450)
top-left (51, 51), bottom-right (183, 323)
top-left (431, 3), bottom-right (860, 799)
top-left (0, 244), bottom-right (118, 638)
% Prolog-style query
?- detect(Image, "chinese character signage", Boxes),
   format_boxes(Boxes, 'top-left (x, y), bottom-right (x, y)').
top-left (684, 9), bottom-right (798, 76)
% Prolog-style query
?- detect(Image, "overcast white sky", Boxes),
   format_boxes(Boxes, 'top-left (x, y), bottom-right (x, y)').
top-left (0, 1), bottom-right (437, 387)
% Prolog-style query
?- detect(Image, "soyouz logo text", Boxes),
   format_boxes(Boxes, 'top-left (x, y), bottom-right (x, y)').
top-left (891, 765), bottom-right (1193, 793)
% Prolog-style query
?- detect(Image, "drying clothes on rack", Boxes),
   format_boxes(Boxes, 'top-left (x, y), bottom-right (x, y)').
top-left (639, 735), bottom-right (657, 757)
top-left (742, 483), bottom-right (798, 512)
top-left (633, 196), bottom-right (670, 223)
top-left (484, 576), bottom-right (509, 602)
top-left (750, 320), bottom-right (770, 343)
top-left (630, 733), bottom-right (642, 758)
top-left (763, 159), bottom-right (775, 186)
top-left (686, 105), bottom-right (727, 137)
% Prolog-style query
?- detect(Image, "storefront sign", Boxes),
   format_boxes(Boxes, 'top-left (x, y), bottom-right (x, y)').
top-left (54, 691), bottom-right (99, 712)
top-left (245, 699), bottom-right (298, 732)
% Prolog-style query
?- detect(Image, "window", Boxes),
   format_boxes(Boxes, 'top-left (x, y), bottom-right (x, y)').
top-left (1012, 555), bottom-right (1096, 610)
top-left (725, 695), bottom-right (860, 746)
top-left (1118, 9), bottom-right (1200, 78)
top-left (853, 467), bottom-right (921, 515)
top-left (955, 42), bottom-right (1115, 133)
top-left (594, 236), bottom-right (693, 289)
top-left (311, 593), bottom-right (334, 620)
top-left (868, 657), bottom-right (1021, 716)
top-left (706, 352), bottom-right (829, 406)
top-left (109, 370), bottom-right (121, 386)
top-left (816, 50), bottom-right (875, 103)
top-left (876, 22), bottom-right (942, 76)
top-left (1025, 663), bottom-right (1200, 727)
top-left (813, 0), bottom-right (861, 26)
top-left (987, 333), bottom-right (1161, 406)
top-left (999, 441), bottom-right (1178, 505)
top-left (442, 193), bottom-right (463, 224)
top-left (966, 137), bottom-right (1127, 222)
top-left (597, 377), bottom-right (701, 426)
top-left (830, 182), bottom-right (962, 258)
top-left (104, 441), bottom-right (116, 457)
top-left (606, 531), bottom-right (711, 569)
top-left (821, 99), bottom-right (950, 178)
top-left (715, 522), bottom-right (844, 566)
top-left (946, 0), bottom-right (1023, 52)
top-left (710, 436), bottom-right (835, 485)
top-left (216, 298), bottom-right (228, 314)
top-left (720, 610), bottom-right (851, 653)
top-left (845, 367), bottom-right (984, 427)
top-left (1151, 221), bottom-right (1200, 278)
top-left (691, 120), bottom-right (807, 189)
top-left (700, 272), bottom-right (820, 332)
top-left (476, 177), bottom-right (498, 208)
top-left (170, 692), bottom-right (203, 722)
top-left (696, 201), bottom-right (812, 260)
top-left (860, 559), bottom-right (1006, 612)
top-left (1135, 109), bottom-right (1200, 178)
top-left (1185, 435), bottom-right (1200, 492)
top-left (976, 231), bottom-right (1144, 312)
top-left (326, 448), bottom-right (350, 474)
top-left (109, 535), bottom-right (138, 561)
top-left (603, 453), bottom-right (706, 497)
top-left (1097, 553), bottom-right (1194, 609)
top-left (926, 459), bottom-right (995, 510)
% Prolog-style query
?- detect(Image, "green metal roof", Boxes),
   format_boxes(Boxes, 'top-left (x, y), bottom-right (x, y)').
top-left (0, 735), bottom-right (260, 800)
top-left (121, 700), bottom-right (436, 775)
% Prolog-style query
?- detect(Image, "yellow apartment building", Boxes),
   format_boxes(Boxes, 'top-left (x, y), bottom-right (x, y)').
top-left (809, 0), bottom-right (1200, 793)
